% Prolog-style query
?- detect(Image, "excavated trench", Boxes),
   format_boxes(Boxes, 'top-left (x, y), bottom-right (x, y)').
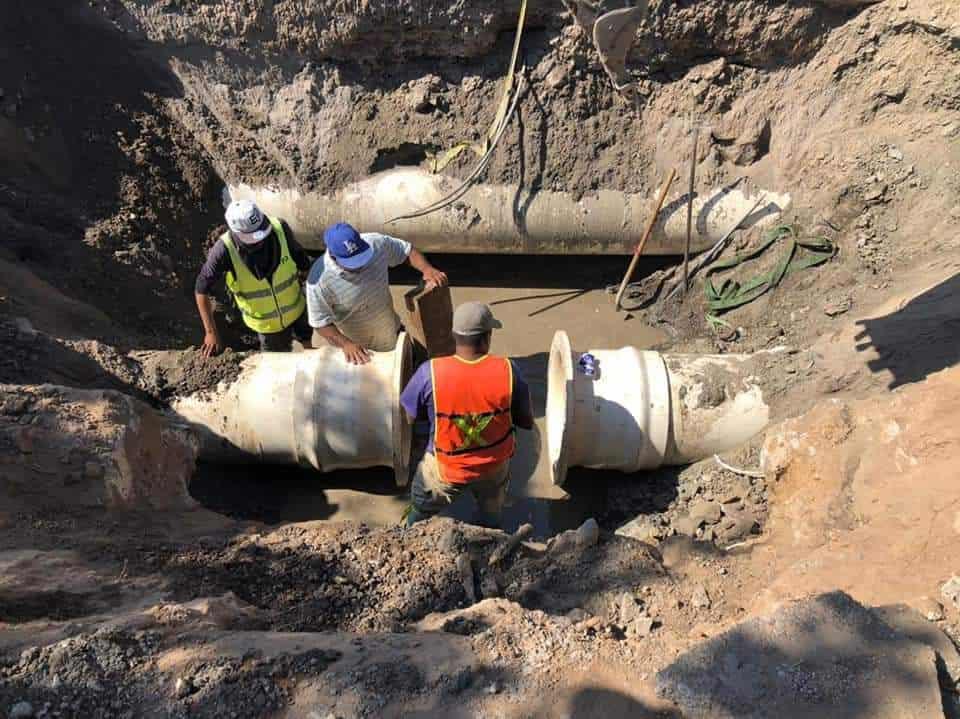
top-left (181, 255), bottom-right (681, 537)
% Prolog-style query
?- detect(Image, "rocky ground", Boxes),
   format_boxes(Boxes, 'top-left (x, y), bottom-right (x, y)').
top-left (2, 0), bottom-right (960, 717)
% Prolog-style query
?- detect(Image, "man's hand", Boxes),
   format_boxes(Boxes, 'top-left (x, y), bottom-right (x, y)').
top-left (421, 265), bottom-right (448, 289)
top-left (202, 330), bottom-right (223, 358)
top-left (342, 341), bottom-right (372, 366)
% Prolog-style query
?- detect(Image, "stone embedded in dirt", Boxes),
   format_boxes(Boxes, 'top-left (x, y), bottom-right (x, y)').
top-left (548, 518), bottom-right (600, 555)
top-left (657, 592), bottom-right (948, 719)
top-left (940, 576), bottom-right (960, 609)
top-left (909, 597), bottom-right (945, 623)
top-left (888, 146), bottom-right (904, 161)
top-left (716, 507), bottom-right (760, 544)
top-left (617, 592), bottom-right (643, 625)
top-left (615, 514), bottom-right (661, 543)
top-left (174, 676), bottom-right (196, 699)
top-left (824, 296), bottom-right (853, 317)
top-left (406, 84), bottom-right (434, 113)
top-left (633, 616), bottom-right (656, 638)
top-left (689, 500), bottom-right (723, 526)
top-left (675, 515), bottom-right (700, 537)
top-left (691, 585), bottom-right (712, 610)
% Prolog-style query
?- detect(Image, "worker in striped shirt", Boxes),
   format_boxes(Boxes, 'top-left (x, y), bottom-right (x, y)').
top-left (306, 222), bottom-right (447, 364)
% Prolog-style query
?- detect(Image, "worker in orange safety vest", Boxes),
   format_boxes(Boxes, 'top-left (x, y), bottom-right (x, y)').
top-left (400, 302), bottom-right (534, 527)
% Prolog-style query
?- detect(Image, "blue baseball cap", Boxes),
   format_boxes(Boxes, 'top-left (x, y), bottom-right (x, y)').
top-left (324, 222), bottom-right (374, 270)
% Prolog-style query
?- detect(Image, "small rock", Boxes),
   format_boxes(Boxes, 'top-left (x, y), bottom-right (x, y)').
top-left (174, 677), bottom-right (195, 699)
top-left (545, 64), bottom-right (570, 90)
top-left (887, 146), bottom-right (903, 161)
top-left (9, 702), bottom-right (34, 719)
top-left (567, 608), bottom-right (591, 623)
top-left (484, 682), bottom-right (501, 695)
top-left (615, 515), bottom-right (661, 543)
top-left (674, 515), bottom-right (699, 537)
top-left (691, 584), bottom-right (711, 610)
top-left (863, 184), bottom-right (888, 204)
top-left (716, 511), bottom-right (760, 544)
top-left (940, 576), bottom-right (960, 609)
top-left (83, 461), bottom-right (104, 480)
top-left (618, 592), bottom-right (643, 626)
top-left (576, 518), bottom-right (599, 547)
top-left (405, 85), bottom-right (434, 113)
top-left (824, 296), bottom-right (852, 317)
top-left (911, 597), bottom-right (944, 622)
top-left (631, 616), bottom-right (656, 638)
top-left (689, 500), bottom-right (722, 526)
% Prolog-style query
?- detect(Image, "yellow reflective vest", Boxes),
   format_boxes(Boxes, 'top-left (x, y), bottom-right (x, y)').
top-left (222, 217), bottom-right (306, 334)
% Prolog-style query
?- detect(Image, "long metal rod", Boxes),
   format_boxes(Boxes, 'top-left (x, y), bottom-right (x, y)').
top-left (614, 167), bottom-right (678, 311)
top-left (682, 125), bottom-right (700, 297)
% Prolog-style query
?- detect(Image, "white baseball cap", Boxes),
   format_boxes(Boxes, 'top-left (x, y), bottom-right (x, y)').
top-left (225, 200), bottom-right (272, 245)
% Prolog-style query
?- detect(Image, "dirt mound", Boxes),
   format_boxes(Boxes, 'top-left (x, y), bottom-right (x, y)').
top-left (657, 591), bottom-right (954, 719)
top-left (0, 383), bottom-right (197, 512)
top-left (137, 347), bottom-right (245, 400)
top-left (751, 361), bottom-right (960, 613)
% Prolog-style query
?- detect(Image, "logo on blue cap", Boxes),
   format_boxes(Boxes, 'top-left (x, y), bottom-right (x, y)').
top-left (324, 223), bottom-right (374, 270)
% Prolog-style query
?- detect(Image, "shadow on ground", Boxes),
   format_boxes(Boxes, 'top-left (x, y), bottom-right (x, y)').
top-left (855, 272), bottom-right (960, 388)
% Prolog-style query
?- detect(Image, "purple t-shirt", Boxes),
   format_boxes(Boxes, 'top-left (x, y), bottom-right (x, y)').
top-left (400, 359), bottom-right (533, 453)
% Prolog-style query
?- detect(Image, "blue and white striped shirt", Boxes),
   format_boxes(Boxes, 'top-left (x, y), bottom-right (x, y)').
top-left (305, 233), bottom-right (412, 352)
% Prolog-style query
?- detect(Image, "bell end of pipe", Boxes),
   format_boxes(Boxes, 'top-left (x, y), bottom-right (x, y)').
top-left (547, 330), bottom-right (575, 488)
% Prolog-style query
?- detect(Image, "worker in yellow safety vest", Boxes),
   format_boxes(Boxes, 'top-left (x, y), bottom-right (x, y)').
top-left (195, 200), bottom-right (314, 355)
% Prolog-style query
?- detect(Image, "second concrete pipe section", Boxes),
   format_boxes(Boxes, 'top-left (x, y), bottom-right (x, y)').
top-left (547, 331), bottom-right (773, 486)
top-left (228, 167), bottom-right (790, 255)
top-left (171, 333), bottom-right (414, 484)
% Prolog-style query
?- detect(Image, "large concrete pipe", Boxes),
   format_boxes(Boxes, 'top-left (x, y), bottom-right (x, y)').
top-left (171, 334), bottom-right (414, 484)
top-left (547, 331), bottom-right (773, 486)
top-left (228, 168), bottom-right (789, 255)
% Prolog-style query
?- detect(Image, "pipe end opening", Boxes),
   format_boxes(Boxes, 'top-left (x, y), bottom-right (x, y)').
top-left (547, 331), bottom-right (574, 487)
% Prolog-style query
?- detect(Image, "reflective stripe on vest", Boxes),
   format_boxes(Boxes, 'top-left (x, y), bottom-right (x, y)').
top-left (223, 217), bottom-right (306, 334)
top-left (431, 355), bottom-right (515, 484)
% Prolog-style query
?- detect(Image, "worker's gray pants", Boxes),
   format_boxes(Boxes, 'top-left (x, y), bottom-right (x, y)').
top-left (407, 453), bottom-right (510, 529)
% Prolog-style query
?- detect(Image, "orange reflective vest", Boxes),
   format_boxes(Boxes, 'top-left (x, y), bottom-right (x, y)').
top-left (431, 355), bottom-right (515, 484)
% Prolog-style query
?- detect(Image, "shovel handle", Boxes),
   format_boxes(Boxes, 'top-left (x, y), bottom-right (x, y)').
top-left (615, 167), bottom-right (679, 310)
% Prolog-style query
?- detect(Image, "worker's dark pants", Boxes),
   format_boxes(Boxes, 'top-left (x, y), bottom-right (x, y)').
top-left (257, 311), bottom-right (312, 352)
top-left (407, 453), bottom-right (510, 529)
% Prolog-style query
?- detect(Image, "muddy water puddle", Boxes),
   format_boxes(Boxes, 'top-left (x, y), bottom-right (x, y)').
top-left (191, 273), bottom-right (669, 538)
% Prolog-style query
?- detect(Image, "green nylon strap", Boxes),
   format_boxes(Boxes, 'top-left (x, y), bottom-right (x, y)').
top-left (704, 225), bottom-right (836, 323)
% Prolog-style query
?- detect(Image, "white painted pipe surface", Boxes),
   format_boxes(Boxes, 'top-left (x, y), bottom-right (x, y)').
top-left (228, 168), bottom-right (789, 255)
top-left (171, 333), bottom-right (413, 484)
top-left (547, 331), bottom-right (771, 486)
